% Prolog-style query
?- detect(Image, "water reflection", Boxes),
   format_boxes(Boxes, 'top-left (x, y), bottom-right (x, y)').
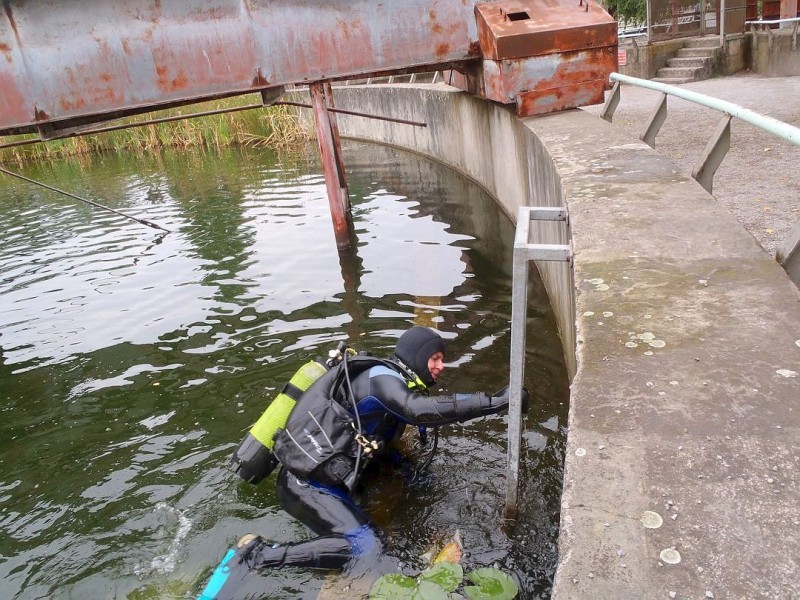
top-left (0, 142), bottom-right (569, 599)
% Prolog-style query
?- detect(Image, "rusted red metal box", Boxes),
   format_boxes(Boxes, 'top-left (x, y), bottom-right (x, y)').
top-left (474, 0), bottom-right (618, 116)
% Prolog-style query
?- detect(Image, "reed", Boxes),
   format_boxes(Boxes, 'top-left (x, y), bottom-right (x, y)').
top-left (0, 94), bottom-right (313, 166)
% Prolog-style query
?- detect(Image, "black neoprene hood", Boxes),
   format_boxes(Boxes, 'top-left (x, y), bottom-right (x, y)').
top-left (394, 326), bottom-right (446, 387)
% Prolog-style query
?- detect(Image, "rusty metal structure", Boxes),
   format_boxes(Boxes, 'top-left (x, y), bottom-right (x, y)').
top-left (0, 0), bottom-right (617, 248)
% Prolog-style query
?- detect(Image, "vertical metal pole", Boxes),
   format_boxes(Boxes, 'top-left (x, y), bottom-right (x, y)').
top-left (310, 82), bottom-right (351, 250)
top-left (720, 0), bottom-right (727, 41)
top-left (323, 81), bottom-right (350, 217)
top-left (647, 0), bottom-right (653, 43)
top-left (701, 0), bottom-right (707, 36)
top-left (505, 209), bottom-right (531, 519)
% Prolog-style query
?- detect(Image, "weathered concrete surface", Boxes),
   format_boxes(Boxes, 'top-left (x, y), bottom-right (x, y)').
top-left (328, 84), bottom-right (800, 599)
top-left (532, 111), bottom-right (800, 600)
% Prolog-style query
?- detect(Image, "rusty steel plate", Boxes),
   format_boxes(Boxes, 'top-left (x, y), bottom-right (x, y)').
top-left (476, 0), bottom-right (617, 60)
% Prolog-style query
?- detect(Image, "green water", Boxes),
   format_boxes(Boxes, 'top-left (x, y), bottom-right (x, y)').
top-left (0, 142), bottom-right (569, 599)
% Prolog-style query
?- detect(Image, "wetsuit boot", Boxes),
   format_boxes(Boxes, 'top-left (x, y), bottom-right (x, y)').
top-left (197, 533), bottom-right (354, 600)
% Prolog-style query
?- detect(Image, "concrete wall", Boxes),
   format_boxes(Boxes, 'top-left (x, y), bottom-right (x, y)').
top-left (329, 85), bottom-right (800, 599)
top-left (619, 39), bottom-right (685, 79)
top-left (619, 34), bottom-right (750, 79)
top-left (751, 28), bottom-right (800, 75)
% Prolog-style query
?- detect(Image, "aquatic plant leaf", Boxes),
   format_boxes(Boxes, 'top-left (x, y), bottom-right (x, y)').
top-left (412, 580), bottom-right (451, 600)
top-left (433, 541), bottom-right (463, 565)
top-left (463, 568), bottom-right (519, 600)
top-left (370, 573), bottom-right (418, 599)
top-left (419, 562), bottom-right (464, 592)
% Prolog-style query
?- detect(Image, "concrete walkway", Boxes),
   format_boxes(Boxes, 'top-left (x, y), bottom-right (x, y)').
top-left (547, 75), bottom-right (800, 600)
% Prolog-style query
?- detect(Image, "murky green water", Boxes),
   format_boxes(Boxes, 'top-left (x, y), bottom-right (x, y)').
top-left (0, 141), bottom-right (569, 599)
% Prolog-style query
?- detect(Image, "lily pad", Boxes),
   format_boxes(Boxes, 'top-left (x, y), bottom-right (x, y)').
top-left (463, 568), bottom-right (519, 600)
top-left (370, 573), bottom-right (418, 599)
top-left (419, 562), bottom-right (464, 592)
top-left (412, 580), bottom-right (451, 600)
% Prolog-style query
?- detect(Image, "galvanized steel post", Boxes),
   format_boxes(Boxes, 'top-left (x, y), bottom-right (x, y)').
top-left (506, 206), bottom-right (572, 519)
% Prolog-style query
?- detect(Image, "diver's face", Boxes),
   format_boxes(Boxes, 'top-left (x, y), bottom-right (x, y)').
top-left (427, 352), bottom-right (445, 381)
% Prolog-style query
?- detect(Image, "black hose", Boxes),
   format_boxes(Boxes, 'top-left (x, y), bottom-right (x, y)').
top-left (340, 351), bottom-right (364, 485)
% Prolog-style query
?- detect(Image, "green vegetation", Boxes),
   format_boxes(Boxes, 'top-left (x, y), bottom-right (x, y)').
top-left (370, 564), bottom-right (519, 600)
top-left (0, 94), bottom-right (312, 166)
top-left (605, 0), bottom-right (647, 28)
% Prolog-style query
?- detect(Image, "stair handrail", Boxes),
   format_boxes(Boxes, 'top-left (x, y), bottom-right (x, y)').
top-left (600, 72), bottom-right (800, 286)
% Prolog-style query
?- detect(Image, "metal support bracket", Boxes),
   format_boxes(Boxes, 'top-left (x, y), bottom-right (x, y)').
top-left (692, 114), bottom-right (731, 194)
top-left (776, 218), bottom-right (800, 287)
top-left (600, 80), bottom-right (621, 123)
top-left (641, 92), bottom-right (668, 148)
top-left (506, 206), bottom-right (572, 519)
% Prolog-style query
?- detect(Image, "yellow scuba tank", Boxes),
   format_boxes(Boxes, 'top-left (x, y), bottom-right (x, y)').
top-left (229, 356), bottom-right (332, 483)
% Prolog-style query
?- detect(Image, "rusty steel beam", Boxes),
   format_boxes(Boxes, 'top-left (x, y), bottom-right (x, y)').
top-left (0, 0), bottom-right (617, 135)
top-left (0, 0), bottom-right (482, 135)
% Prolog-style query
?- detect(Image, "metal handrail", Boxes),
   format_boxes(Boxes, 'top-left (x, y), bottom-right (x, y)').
top-left (600, 72), bottom-right (800, 285)
top-left (746, 16), bottom-right (800, 27)
top-left (605, 73), bottom-right (800, 147)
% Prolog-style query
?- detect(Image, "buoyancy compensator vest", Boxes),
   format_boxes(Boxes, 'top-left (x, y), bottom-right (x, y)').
top-left (271, 353), bottom-right (411, 490)
top-left (229, 343), bottom-right (350, 484)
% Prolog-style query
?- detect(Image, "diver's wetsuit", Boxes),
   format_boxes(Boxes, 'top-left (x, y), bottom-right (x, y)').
top-left (200, 328), bottom-right (518, 600)
top-left (227, 362), bottom-right (510, 574)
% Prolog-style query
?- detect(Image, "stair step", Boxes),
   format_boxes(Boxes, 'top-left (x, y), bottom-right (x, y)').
top-left (651, 77), bottom-right (694, 84)
top-left (667, 56), bottom-right (707, 68)
top-left (685, 37), bottom-right (722, 48)
top-left (677, 47), bottom-right (718, 58)
top-left (656, 66), bottom-right (703, 78)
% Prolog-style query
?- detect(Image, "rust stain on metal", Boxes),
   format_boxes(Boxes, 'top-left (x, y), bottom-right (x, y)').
top-left (0, 41), bottom-right (11, 63)
top-left (33, 106), bottom-right (50, 121)
top-left (252, 68), bottom-right (269, 88)
top-left (467, 40), bottom-right (481, 57)
top-left (435, 43), bottom-right (451, 58)
top-left (337, 17), bottom-right (364, 41)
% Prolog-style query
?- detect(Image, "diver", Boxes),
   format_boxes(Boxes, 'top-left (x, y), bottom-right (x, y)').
top-left (200, 326), bottom-right (528, 599)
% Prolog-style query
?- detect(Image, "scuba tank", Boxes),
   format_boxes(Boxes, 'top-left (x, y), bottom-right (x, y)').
top-left (229, 343), bottom-right (348, 484)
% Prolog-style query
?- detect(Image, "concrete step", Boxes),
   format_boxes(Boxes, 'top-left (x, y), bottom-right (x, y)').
top-left (667, 56), bottom-right (707, 68)
top-left (685, 37), bottom-right (722, 48)
top-left (677, 47), bottom-right (718, 58)
top-left (651, 76), bottom-right (694, 84)
top-left (656, 66), bottom-right (703, 79)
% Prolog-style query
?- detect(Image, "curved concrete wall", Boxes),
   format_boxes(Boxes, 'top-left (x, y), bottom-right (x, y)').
top-left (330, 84), bottom-right (800, 599)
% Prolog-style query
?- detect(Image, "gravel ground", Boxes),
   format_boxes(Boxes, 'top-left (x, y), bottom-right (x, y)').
top-left (582, 72), bottom-right (800, 256)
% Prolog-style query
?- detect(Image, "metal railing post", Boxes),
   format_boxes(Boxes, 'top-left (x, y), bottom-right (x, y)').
top-left (600, 81), bottom-right (621, 122)
top-left (641, 92), bottom-right (668, 148)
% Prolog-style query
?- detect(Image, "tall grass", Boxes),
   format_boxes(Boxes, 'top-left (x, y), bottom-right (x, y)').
top-left (0, 94), bottom-right (313, 166)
